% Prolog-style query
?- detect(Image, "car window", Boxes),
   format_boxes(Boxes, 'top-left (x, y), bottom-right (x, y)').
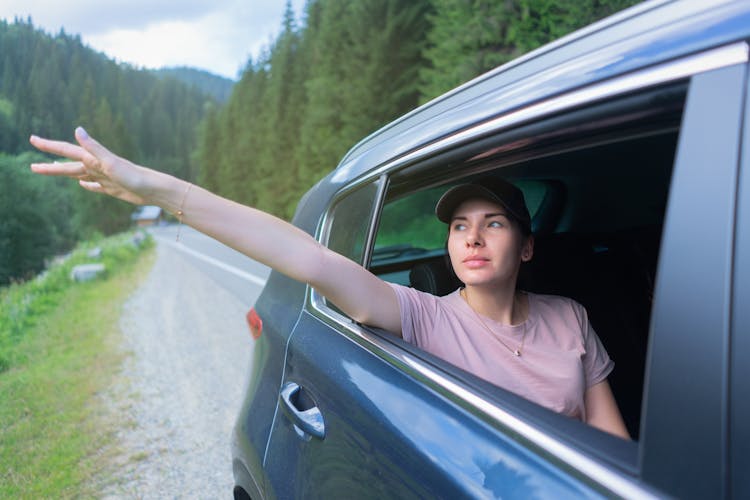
top-left (375, 186), bottom-right (446, 252)
top-left (365, 82), bottom-right (687, 446)
top-left (322, 179), bottom-right (381, 312)
top-left (325, 180), bottom-right (381, 264)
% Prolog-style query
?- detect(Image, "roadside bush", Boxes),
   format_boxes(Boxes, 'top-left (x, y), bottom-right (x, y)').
top-left (0, 153), bottom-right (77, 284)
top-left (0, 231), bottom-right (153, 373)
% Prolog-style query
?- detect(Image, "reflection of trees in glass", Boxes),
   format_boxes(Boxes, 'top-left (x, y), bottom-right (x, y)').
top-left (377, 187), bottom-right (447, 251)
top-left (375, 180), bottom-right (549, 252)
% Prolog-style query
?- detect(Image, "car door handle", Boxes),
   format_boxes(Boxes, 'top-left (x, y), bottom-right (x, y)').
top-left (279, 382), bottom-right (326, 439)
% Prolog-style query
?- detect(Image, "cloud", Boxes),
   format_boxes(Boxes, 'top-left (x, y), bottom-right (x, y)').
top-left (84, 3), bottom-right (291, 79)
top-left (0, 0), bottom-right (307, 79)
top-left (1, 0), bottom-right (221, 35)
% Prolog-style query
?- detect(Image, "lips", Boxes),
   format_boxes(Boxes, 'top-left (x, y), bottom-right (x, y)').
top-left (462, 255), bottom-right (490, 269)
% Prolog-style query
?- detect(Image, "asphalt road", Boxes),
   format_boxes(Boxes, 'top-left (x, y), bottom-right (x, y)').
top-left (101, 224), bottom-right (270, 498)
top-left (153, 225), bottom-right (271, 307)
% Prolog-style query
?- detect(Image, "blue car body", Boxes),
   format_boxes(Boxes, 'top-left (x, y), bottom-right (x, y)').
top-left (233, 1), bottom-right (750, 498)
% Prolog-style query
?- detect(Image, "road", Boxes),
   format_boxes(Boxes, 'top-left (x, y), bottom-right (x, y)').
top-left (101, 225), bottom-right (270, 499)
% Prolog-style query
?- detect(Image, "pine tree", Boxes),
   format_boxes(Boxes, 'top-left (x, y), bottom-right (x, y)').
top-left (256, 1), bottom-right (307, 217)
top-left (419, 0), bottom-right (642, 102)
top-left (295, 0), bottom-right (350, 190)
top-left (295, 0), bottom-right (430, 203)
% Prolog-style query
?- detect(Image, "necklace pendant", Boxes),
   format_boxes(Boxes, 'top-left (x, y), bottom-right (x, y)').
top-left (513, 349), bottom-right (521, 357)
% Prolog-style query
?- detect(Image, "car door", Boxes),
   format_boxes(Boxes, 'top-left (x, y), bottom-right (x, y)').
top-left (264, 306), bottom-right (613, 499)
top-left (261, 45), bottom-right (749, 500)
top-left (260, 180), bottom-right (625, 499)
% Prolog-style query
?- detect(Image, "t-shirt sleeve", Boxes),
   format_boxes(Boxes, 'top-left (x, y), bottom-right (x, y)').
top-left (576, 301), bottom-right (614, 388)
top-left (388, 282), bottom-right (438, 348)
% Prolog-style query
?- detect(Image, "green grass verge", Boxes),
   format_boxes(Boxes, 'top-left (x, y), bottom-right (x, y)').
top-left (0, 231), bottom-right (155, 498)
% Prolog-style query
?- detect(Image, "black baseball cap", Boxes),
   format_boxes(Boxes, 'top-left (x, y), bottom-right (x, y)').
top-left (435, 177), bottom-right (532, 234)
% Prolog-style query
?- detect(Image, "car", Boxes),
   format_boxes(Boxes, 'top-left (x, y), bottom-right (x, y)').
top-left (231, 0), bottom-right (750, 498)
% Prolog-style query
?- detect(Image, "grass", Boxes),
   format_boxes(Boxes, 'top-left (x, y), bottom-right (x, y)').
top-left (0, 232), bottom-right (155, 498)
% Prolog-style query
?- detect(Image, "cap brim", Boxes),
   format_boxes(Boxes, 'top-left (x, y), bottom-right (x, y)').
top-left (435, 184), bottom-right (507, 223)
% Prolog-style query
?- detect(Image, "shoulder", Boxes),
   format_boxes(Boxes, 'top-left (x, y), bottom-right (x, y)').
top-left (527, 292), bottom-right (591, 331)
top-left (389, 282), bottom-right (460, 304)
top-left (528, 292), bottom-right (585, 314)
top-left (387, 283), bottom-right (465, 346)
top-left (388, 283), bottom-right (465, 317)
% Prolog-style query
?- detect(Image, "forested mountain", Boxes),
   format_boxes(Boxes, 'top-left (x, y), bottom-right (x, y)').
top-left (197, 0), bottom-right (640, 220)
top-left (153, 67), bottom-right (234, 103)
top-left (0, 18), bottom-right (216, 284)
top-left (1, 0), bottom-right (640, 285)
top-left (0, 18), bottom-right (214, 178)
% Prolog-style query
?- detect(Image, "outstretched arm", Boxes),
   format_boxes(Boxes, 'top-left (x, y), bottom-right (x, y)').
top-left (29, 128), bottom-right (402, 335)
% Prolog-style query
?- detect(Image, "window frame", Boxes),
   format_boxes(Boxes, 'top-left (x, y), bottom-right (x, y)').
top-left (306, 42), bottom-right (748, 498)
top-left (639, 61), bottom-right (747, 499)
top-left (730, 61), bottom-right (750, 500)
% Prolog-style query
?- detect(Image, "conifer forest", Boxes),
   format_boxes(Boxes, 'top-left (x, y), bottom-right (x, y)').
top-left (0, 0), bottom-right (639, 284)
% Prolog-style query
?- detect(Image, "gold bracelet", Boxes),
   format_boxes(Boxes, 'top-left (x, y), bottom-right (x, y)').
top-left (175, 182), bottom-right (193, 242)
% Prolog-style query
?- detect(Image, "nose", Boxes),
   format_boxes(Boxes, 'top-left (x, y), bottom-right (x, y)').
top-left (465, 226), bottom-right (483, 247)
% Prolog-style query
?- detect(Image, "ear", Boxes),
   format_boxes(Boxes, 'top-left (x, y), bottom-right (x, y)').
top-left (521, 235), bottom-right (534, 262)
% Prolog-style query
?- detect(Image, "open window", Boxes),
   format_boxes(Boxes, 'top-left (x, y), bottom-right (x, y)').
top-left (365, 82), bottom-right (687, 442)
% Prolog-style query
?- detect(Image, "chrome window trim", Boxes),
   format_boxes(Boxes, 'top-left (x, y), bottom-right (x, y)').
top-left (307, 42), bottom-right (748, 497)
top-left (361, 174), bottom-right (389, 268)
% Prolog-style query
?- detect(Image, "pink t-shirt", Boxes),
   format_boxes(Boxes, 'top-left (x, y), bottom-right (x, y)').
top-left (390, 284), bottom-right (614, 420)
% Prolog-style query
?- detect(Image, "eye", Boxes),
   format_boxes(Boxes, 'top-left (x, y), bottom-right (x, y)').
top-left (452, 222), bottom-right (466, 231)
top-left (488, 220), bottom-right (504, 228)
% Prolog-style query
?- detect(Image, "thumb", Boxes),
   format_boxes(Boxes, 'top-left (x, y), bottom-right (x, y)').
top-left (75, 126), bottom-right (113, 160)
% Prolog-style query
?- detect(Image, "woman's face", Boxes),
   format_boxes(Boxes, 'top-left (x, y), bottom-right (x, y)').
top-left (447, 197), bottom-right (533, 289)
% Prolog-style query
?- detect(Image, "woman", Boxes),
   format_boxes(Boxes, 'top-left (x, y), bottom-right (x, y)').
top-left (28, 127), bottom-right (629, 439)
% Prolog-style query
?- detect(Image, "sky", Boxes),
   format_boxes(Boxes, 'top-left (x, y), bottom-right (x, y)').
top-left (0, 0), bottom-right (307, 80)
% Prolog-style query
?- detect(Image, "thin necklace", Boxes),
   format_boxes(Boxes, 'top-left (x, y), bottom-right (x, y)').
top-left (461, 288), bottom-right (528, 357)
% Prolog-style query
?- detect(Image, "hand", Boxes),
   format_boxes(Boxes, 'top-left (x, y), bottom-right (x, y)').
top-left (29, 127), bottom-right (151, 206)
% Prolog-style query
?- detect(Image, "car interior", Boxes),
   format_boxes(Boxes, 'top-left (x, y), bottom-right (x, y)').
top-left (366, 82), bottom-right (688, 441)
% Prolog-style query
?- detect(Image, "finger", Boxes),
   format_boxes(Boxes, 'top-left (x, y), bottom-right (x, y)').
top-left (79, 180), bottom-right (145, 205)
top-left (75, 127), bottom-right (115, 161)
top-left (30, 161), bottom-right (87, 177)
top-left (79, 180), bottom-right (104, 192)
top-left (29, 135), bottom-right (86, 161)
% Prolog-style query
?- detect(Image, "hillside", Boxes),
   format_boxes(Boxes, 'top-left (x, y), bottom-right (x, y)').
top-left (0, 18), bottom-right (220, 283)
top-left (0, 18), bottom-right (214, 175)
top-left (153, 66), bottom-right (234, 103)
top-left (197, 0), bottom-right (641, 220)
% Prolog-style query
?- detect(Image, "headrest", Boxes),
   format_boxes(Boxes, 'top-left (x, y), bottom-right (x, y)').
top-left (409, 258), bottom-right (462, 296)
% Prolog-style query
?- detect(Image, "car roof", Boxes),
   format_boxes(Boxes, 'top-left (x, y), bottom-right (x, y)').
top-left (329, 0), bottom-right (749, 184)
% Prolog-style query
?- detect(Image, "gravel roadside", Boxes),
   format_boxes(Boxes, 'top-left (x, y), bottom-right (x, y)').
top-left (101, 240), bottom-right (256, 499)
